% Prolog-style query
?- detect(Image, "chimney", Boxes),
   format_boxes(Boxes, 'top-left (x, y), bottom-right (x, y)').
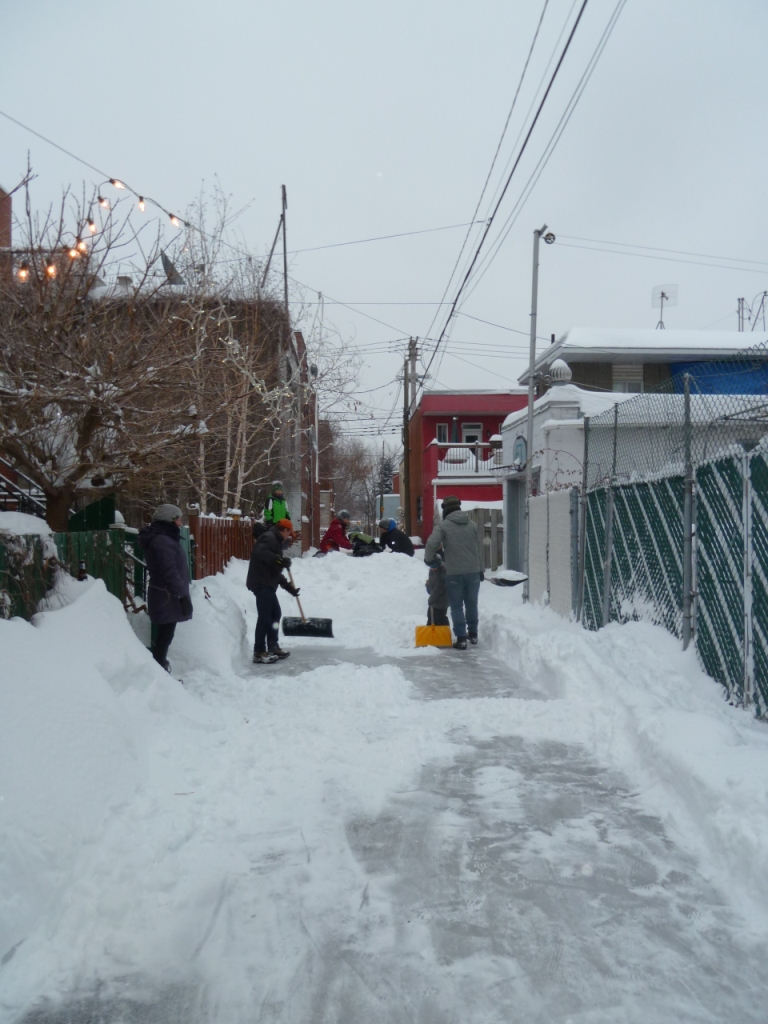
top-left (0, 187), bottom-right (11, 282)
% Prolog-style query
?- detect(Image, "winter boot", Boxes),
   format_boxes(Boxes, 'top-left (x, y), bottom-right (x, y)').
top-left (468, 633), bottom-right (478, 645)
top-left (452, 637), bottom-right (468, 650)
top-left (253, 651), bottom-right (279, 665)
top-left (271, 647), bottom-right (291, 660)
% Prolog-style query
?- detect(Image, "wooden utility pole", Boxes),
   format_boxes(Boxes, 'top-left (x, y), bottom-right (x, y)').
top-left (281, 185), bottom-right (289, 314)
top-left (402, 356), bottom-right (411, 535)
top-left (408, 337), bottom-right (418, 412)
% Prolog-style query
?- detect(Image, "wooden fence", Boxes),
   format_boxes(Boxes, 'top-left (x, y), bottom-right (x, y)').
top-left (466, 508), bottom-right (504, 571)
top-left (188, 516), bottom-right (254, 579)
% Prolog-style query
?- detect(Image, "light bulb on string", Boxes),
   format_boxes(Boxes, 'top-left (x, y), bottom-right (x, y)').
top-left (98, 196), bottom-right (109, 209)
top-left (68, 246), bottom-right (79, 259)
top-left (76, 238), bottom-right (88, 253)
top-left (169, 214), bottom-right (181, 227)
top-left (88, 218), bottom-right (97, 233)
top-left (17, 262), bottom-right (29, 282)
top-left (45, 260), bottom-right (57, 279)
top-left (109, 179), bottom-right (126, 190)
top-left (138, 197), bottom-right (145, 212)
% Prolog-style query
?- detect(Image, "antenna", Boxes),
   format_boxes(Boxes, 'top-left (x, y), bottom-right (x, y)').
top-left (652, 284), bottom-right (678, 329)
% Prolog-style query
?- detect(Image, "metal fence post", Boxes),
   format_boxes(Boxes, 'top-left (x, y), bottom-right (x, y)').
top-left (682, 374), bottom-right (694, 650)
top-left (577, 417), bottom-right (590, 622)
top-left (743, 447), bottom-right (755, 706)
top-left (601, 405), bottom-right (618, 628)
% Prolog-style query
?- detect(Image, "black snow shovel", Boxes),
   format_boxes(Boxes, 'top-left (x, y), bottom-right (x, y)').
top-left (282, 569), bottom-right (334, 639)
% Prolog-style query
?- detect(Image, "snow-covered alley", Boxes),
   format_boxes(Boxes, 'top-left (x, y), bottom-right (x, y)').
top-left (4, 550), bottom-right (768, 1023)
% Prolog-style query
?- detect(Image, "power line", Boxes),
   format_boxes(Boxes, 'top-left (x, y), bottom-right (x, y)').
top-left (559, 233), bottom-right (768, 269)
top-left (556, 240), bottom-right (768, 275)
top-left (459, 0), bottom-right (629, 304)
top-left (419, 0), bottom-right (553, 349)
top-left (422, 0), bottom-right (591, 382)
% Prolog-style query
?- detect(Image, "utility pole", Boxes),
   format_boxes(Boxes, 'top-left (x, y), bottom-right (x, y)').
top-left (402, 355), bottom-right (411, 536)
top-left (281, 185), bottom-right (289, 315)
top-left (523, 224), bottom-right (550, 601)
top-left (408, 337), bottom-right (418, 412)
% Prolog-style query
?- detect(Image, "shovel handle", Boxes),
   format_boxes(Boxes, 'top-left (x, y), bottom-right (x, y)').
top-left (287, 568), bottom-right (307, 622)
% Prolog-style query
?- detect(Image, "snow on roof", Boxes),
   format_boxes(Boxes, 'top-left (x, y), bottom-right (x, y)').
top-left (501, 384), bottom-right (634, 430)
top-left (524, 328), bottom-right (768, 379)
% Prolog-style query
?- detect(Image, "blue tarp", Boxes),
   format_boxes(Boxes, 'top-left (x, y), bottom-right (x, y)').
top-left (670, 360), bottom-right (768, 394)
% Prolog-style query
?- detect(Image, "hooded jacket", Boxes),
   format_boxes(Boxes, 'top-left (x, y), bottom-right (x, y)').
top-left (246, 525), bottom-right (294, 592)
top-left (379, 523), bottom-right (414, 556)
top-left (263, 493), bottom-right (290, 525)
top-left (319, 517), bottom-right (352, 553)
top-left (137, 520), bottom-right (192, 624)
top-left (424, 510), bottom-right (483, 575)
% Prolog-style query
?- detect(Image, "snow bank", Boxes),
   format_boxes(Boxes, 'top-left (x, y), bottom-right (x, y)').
top-left (0, 511), bottom-right (51, 536)
top-left (482, 596), bottom-right (768, 933)
top-left (6, 544), bottom-right (768, 1019)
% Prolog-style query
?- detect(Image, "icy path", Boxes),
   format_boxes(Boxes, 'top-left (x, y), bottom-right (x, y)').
top-left (4, 552), bottom-right (768, 1022)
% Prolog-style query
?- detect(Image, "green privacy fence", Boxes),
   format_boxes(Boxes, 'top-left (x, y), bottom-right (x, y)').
top-left (0, 526), bottom-right (194, 621)
top-left (583, 447), bottom-right (768, 717)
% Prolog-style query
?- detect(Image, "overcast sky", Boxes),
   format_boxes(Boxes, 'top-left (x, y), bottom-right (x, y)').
top-left (3, 0), bottom-right (767, 436)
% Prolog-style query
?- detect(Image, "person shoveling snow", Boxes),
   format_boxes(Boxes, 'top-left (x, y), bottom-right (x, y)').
top-left (246, 518), bottom-right (299, 664)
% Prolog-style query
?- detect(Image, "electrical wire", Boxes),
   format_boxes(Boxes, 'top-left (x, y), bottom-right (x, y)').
top-left (558, 234), bottom-right (768, 269)
top-left (554, 240), bottom-right (768, 275)
top-left (421, 0), bottom-right (591, 383)
top-left (419, 0), bottom-right (553, 349)
top-left (459, 0), bottom-right (628, 305)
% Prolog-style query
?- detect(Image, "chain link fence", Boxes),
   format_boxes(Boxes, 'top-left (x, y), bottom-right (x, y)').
top-left (580, 339), bottom-right (768, 715)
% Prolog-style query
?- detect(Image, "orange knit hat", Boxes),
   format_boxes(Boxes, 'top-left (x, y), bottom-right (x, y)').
top-left (276, 518), bottom-right (294, 531)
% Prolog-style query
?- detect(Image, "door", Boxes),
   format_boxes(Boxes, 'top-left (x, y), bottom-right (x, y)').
top-left (462, 423), bottom-right (482, 444)
top-left (506, 477), bottom-right (526, 571)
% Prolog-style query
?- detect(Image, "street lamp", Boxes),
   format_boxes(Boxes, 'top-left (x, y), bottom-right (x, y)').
top-left (523, 224), bottom-right (554, 601)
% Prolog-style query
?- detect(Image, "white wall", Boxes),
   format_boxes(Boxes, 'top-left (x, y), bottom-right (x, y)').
top-left (527, 489), bottom-right (576, 617)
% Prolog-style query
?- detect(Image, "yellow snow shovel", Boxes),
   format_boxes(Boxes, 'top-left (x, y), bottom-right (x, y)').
top-left (415, 624), bottom-right (452, 648)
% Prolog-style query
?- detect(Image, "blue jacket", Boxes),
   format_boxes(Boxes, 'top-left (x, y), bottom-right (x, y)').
top-left (137, 520), bottom-right (192, 624)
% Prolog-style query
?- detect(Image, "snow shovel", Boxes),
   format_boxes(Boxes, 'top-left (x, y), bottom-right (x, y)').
top-left (415, 624), bottom-right (452, 648)
top-left (282, 569), bottom-right (334, 639)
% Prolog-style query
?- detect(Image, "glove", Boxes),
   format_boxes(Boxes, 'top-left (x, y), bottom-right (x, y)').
top-left (479, 571), bottom-right (485, 582)
top-left (289, 585), bottom-right (300, 598)
top-left (279, 555), bottom-right (292, 569)
top-left (179, 595), bottom-right (193, 616)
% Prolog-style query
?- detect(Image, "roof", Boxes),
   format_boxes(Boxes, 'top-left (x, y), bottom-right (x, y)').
top-left (521, 328), bottom-right (768, 382)
top-left (420, 390), bottom-right (527, 416)
top-left (501, 383), bottom-right (634, 431)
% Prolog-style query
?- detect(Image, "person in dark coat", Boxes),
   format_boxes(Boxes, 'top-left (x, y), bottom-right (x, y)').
top-left (137, 503), bottom-right (193, 671)
top-left (246, 518), bottom-right (300, 664)
top-left (319, 510), bottom-right (353, 553)
top-left (378, 517), bottom-right (414, 556)
top-left (425, 552), bottom-right (450, 625)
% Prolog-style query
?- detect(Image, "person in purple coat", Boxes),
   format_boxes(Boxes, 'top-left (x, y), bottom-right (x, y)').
top-left (137, 503), bottom-right (193, 671)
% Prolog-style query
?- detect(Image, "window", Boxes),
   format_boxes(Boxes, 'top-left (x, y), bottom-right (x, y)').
top-left (612, 364), bottom-right (643, 393)
top-left (436, 423), bottom-right (448, 443)
top-left (462, 422), bottom-right (482, 444)
top-left (416, 496), bottom-right (423, 522)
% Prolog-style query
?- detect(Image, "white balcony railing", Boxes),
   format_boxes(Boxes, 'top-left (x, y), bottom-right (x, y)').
top-left (436, 444), bottom-right (503, 477)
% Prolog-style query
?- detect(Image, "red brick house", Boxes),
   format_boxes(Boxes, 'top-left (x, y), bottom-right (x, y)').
top-left (406, 389), bottom-right (527, 541)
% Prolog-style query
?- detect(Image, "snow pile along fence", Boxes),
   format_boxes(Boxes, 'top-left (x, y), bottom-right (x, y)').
top-left (465, 507), bottom-right (504, 572)
top-left (581, 339), bottom-right (768, 714)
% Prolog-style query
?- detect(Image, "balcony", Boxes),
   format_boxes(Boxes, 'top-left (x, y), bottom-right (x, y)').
top-left (432, 443), bottom-right (503, 478)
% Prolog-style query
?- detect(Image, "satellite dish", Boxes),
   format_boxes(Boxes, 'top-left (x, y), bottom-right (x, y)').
top-left (652, 284), bottom-right (678, 329)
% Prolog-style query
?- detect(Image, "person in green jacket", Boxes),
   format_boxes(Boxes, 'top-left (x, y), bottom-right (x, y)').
top-left (263, 480), bottom-right (290, 525)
